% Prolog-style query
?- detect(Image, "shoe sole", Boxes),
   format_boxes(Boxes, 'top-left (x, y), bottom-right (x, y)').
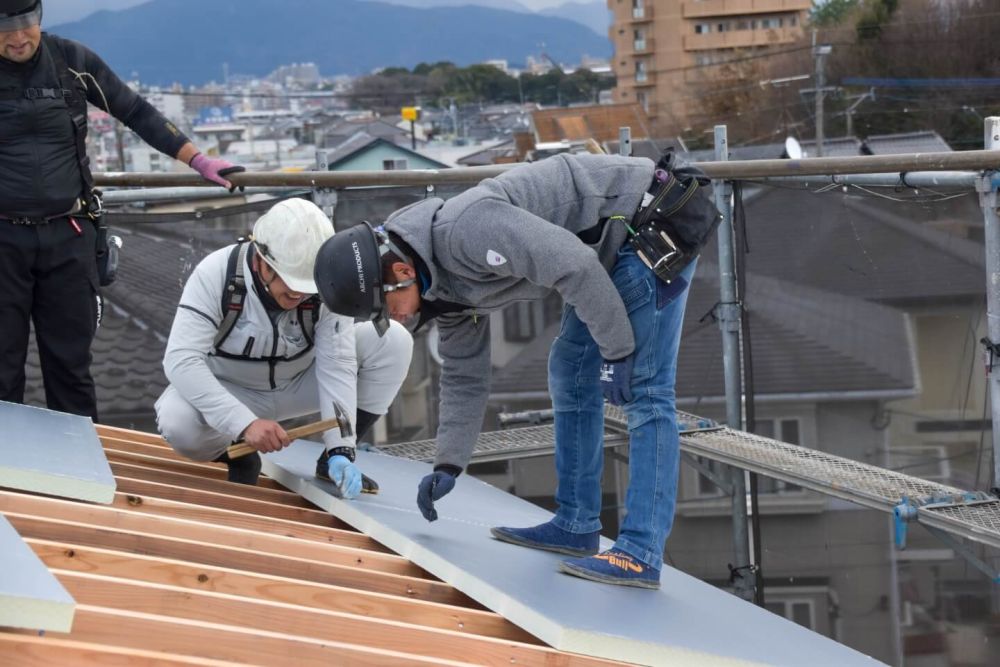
top-left (490, 527), bottom-right (598, 557)
top-left (558, 561), bottom-right (661, 589)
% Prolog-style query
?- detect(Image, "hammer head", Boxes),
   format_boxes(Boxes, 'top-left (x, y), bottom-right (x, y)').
top-left (333, 401), bottom-right (353, 438)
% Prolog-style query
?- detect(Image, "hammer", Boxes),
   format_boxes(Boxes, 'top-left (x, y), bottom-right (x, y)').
top-left (225, 404), bottom-right (380, 495)
top-left (226, 401), bottom-right (353, 459)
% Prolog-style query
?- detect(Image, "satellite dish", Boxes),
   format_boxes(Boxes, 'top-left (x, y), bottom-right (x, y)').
top-left (784, 136), bottom-right (803, 160)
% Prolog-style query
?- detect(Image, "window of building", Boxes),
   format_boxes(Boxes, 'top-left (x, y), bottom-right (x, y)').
top-left (695, 23), bottom-right (710, 35)
top-left (765, 598), bottom-right (816, 630)
top-left (696, 458), bottom-right (725, 496)
top-left (637, 91), bottom-right (649, 113)
top-left (542, 292), bottom-right (564, 327)
top-left (635, 60), bottom-right (647, 83)
top-left (382, 158), bottom-right (407, 170)
top-left (631, 0), bottom-right (644, 20)
top-left (634, 28), bottom-right (646, 51)
top-left (890, 445), bottom-right (951, 483)
top-left (789, 15), bottom-right (797, 27)
top-left (503, 301), bottom-right (536, 342)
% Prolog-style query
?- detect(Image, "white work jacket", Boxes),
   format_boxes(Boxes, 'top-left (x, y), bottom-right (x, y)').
top-left (162, 245), bottom-right (358, 450)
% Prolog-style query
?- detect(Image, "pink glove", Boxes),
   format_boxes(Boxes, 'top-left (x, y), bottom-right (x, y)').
top-left (189, 153), bottom-right (245, 192)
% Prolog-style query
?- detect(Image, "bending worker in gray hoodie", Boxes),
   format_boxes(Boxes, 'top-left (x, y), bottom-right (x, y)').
top-left (314, 153), bottom-right (700, 589)
top-left (156, 198), bottom-right (413, 495)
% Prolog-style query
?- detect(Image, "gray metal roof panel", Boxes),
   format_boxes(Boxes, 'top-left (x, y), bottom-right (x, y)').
top-left (863, 131), bottom-right (952, 155)
top-left (261, 442), bottom-right (883, 667)
top-left (0, 401), bottom-right (115, 504)
top-left (0, 515), bottom-right (75, 632)
top-left (729, 188), bottom-right (985, 302)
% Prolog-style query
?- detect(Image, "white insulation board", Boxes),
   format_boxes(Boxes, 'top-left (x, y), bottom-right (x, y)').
top-left (0, 401), bottom-right (115, 504)
top-left (262, 443), bottom-right (884, 667)
top-left (0, 514), bottom-right (75, 632)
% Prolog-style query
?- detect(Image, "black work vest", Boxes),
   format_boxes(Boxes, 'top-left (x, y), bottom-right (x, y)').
top-left (0, 40), bottom-right (86, 218)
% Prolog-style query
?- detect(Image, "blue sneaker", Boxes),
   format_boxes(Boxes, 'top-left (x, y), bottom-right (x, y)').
top-left (559, 548), bottom-right (661, 589)
top-left (490, 521), bottom-right (600, 557)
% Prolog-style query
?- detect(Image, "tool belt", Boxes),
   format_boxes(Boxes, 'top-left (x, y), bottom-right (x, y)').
top-left (625, 151), bottom-right (722, 284)
top-left (0, 202), bottom-right (80, 225)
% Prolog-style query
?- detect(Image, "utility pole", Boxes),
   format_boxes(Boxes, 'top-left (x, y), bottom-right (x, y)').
top-left (845, 88), bottom-right (875, 138)
top-left (813, 34), bottom-right (832, 157)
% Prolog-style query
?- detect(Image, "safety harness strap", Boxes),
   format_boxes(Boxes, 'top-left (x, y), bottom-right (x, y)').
top-left (214, 243), bottom-right (250, 350)
top-left (213, 242), bottom-right (320, 356)
top-left (43, 34), bottom-right (95, 201)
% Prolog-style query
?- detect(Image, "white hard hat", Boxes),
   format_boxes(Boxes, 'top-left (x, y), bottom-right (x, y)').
top-left (252, 198), bottom-right (334, 294)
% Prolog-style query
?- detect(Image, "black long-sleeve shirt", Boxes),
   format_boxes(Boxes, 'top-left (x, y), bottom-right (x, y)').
top-left (0, 33), bottom-right (191, 217)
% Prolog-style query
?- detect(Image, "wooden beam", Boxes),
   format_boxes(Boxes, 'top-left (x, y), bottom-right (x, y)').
top-left (63, 605), bottom-right (477, 666)
top-left (7, 513), bottom-right (469, 606)
top-left (57, 572), bottom-right (614, 667)
top-left (95, 424), bottom-right (171, 447)
top-left (0, 633), bottom-right (238, 666)
top-left (30, 539), bottom-right (528, 643)
top-left (0, 492), bottom-right (420, 578)
top-left (98, 435), bottom-right (181, 459)
top-left (113, 476), bottom-right (344, 528)
top-left (104, 448), bottom-right (288, 491)
top-left (106, 492), bottom-right (387, 552)
top-left (109, 461), bottom-right (316, 508)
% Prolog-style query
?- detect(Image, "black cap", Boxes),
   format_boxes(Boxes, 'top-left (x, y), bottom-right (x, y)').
top-left (0, 0), bottom-right (41, 31)
top-left (314, 222), bottom-right (390, 335)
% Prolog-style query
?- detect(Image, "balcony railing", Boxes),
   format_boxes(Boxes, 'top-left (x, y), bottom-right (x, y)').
top-left (630, 3), bottom-right (654, 21)
top-left (683, 25), bottom-right (802, 51)
top-left (682, 0), bottom-right (811, 19)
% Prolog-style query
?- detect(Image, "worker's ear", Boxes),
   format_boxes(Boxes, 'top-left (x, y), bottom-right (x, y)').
top-left (392, 261), bottom-right (415, 281)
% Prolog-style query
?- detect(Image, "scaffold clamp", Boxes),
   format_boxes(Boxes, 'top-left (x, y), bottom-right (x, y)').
top-left (893, 497), bottom-right (918, 549)
top-left (982, 337), bottom-right (1000, 373)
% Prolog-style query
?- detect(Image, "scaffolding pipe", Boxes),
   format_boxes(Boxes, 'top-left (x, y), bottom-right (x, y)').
top-left (100, 186), bottom-right (305, 204)
top-left (980, 117), bottom-right (1000, 493)
top-left (746, 171), bottom-right (978, 189)
top-left (713, 126), bottom-right (755, 603)
top-left (91, 149), bottom-right (1000, 189)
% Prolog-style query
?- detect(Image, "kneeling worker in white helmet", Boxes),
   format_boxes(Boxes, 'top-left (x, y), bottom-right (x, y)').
top-left (154, 198), bottom-right (413, 494)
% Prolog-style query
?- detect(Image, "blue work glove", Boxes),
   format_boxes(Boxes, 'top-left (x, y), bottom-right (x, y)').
top-left (416, 468), bottom-right (457, 522)
top-left (600, 356), bottom-right (634, 406)
top-left (327, 454), bottom-right (363, 499)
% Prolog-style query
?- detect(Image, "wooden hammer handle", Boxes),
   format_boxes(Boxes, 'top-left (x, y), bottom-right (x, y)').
top-left (227, 417), bottom-right (345, 459)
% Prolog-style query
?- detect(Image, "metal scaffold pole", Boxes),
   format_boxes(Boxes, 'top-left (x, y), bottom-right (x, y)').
top-left (979, 116), bottom-right (1000, 494)
top-left (713, 125), bottom-right (755, 602)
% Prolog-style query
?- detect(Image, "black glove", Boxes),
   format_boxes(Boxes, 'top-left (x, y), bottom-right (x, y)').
top-left (416, 466), bottom-right (459, 522)
top-left (600, 355), bottom-right (635, 406)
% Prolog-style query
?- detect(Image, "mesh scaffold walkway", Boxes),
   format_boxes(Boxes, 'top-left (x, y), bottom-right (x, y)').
top-left (376, 406), bottom-right (1000, 550)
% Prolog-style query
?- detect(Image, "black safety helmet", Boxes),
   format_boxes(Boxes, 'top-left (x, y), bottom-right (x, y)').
top-left (0, 0), bottom-right (42, 31)
top-left (314, 221), bottom-right (390, 336)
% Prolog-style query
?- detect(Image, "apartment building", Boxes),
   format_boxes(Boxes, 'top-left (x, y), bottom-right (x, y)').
top-left (608, 0), bottom-right (812, 133)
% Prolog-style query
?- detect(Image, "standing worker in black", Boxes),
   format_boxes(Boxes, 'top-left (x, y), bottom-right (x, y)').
top-left (0, 0), bottom-right (244, 420)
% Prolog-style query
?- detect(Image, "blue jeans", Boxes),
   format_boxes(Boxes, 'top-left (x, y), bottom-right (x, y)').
top-left (547, 246), bottom-right (696, 569)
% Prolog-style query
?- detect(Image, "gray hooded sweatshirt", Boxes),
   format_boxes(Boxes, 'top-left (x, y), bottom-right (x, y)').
top-left (385, 153), bottom-right (655, 470)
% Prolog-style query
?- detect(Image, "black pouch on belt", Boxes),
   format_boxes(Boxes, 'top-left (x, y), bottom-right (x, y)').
top-left (88, 190), bottom-right (121, 287)
top-left (628, 150), bottom-right (722, 283)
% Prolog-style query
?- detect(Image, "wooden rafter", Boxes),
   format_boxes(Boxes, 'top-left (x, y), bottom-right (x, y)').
top-left (0, 422), bottom-right (625, 666)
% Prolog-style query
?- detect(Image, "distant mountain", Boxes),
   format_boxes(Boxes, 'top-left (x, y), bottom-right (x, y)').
top-left (540, 1), bottom-right (610, 37)
top-left (51, 0), bottom-right (610, 85)
top-left (364, 0), bottom-right (533, 12)
top-left (44, 0), bottom-right (149, 27)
